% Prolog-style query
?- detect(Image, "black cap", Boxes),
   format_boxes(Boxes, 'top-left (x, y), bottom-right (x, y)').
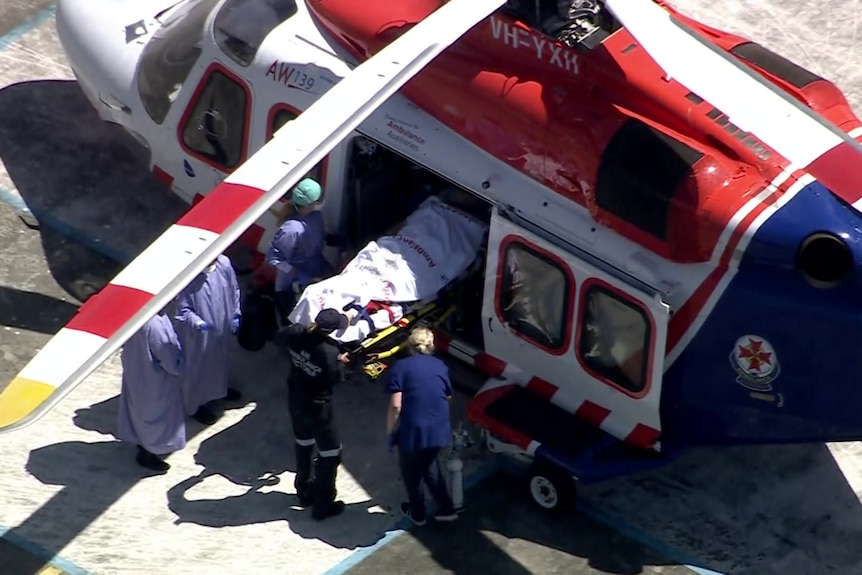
top-left (315, 309), bottom-right (348, 333)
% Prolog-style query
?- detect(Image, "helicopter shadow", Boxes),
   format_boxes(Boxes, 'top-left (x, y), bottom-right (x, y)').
top-left (581, 441), bottom-right (862, 573)
top-left (0, 78), bottom-right (188, 266)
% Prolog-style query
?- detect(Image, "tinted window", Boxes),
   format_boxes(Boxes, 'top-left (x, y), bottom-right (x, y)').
top-left (137, 0), bottom-right (219, 124)
top-left (181, 70), bottom-right (248, 169)
top-left (269, 108), bottom-right (325, 187)
top-left (731, 42), bottom-right (821, 89)
top-left (214, 0), bottom-right (298, 66)
top-left (578, 286), bottom-right (650, 393)
top-left (595, 119), bottom-right (703, 241)
top-left (499, 242), bottom-right (570, 350)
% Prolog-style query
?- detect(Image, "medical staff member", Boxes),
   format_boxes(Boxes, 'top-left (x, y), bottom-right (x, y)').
top-left (264, 178), bottom-right (331, 325)
top-left (277, 308), bottom-right (350, 521)
top-left (117, 310), bottom-right (185, 473)
top-left (385, 327), bottom-right (459, 526)
top-left (175, 254), bottom-right (242, 425)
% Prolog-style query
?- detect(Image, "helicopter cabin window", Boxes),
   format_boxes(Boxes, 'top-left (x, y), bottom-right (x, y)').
top-left (595, 119), bottom-right (703, 241)
top-left (137, 0), bottom-right (219, 125)
top-left (499, 240), bottom-right (571, 351)
top-left (214, 0), bottom-right (298, 67)
top-left (180, 67), bottom-right (249, 170)
top-left (578, 283), bottom-right (651, 394)
top-left (268, 107), bottom-right (326, 194)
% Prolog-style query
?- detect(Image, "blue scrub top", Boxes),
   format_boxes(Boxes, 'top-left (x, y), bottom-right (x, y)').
top-left (265, 210), bottom-right (327, 290)
top-left (385, 354), bottom-right (453, 451)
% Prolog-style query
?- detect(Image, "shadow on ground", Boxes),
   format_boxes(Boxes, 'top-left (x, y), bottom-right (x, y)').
top-left (346, 470), bottom-right (694, 575)
top-left (0, 79), bottom-right (187, 267)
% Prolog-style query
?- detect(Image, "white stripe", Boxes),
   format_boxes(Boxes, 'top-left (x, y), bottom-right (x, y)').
top-left (599, 408), bottom-right (642, 442)
top-left (474, 377), bottom-right (516, 395)
top-left (710, 168), bottom-right (794, 261)
top-left (501, 363), bottom-right (522, 381)
top-left (849, 126), bottom-right (862, 139)
top-left (111, 225), bottom-right (220, 295)
top-left (525, 440), bottom-right (540, 456)
top-left (18, 328), bottom-right (106, 387)
top-left (667, 173), bottom-right (813, 367)
top-left (606, 0), bottom-right (847, 168)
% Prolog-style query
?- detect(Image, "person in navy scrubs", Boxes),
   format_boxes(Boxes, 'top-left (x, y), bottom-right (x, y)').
top-left (385, 327), bottom-right (459, 525)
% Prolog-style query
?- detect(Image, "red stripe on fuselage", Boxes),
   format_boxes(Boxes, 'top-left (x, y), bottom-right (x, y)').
top-left (66, 285), bottom-right (155, 339)
top-left (806, 141), bottom-right (862, 206)
top-left (625, 423), bottom-right (661, 449)
top-left (666, 171), bottom-right (802, 354)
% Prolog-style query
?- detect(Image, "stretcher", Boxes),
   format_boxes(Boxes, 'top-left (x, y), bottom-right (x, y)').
top-left (287, 194), bottom-right (488, 379)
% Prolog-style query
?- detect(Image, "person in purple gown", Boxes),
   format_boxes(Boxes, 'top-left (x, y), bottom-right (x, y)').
top-left (174, 254), bottom-right (243, 425)
top-left (117, 310), bottom-right (186, 473)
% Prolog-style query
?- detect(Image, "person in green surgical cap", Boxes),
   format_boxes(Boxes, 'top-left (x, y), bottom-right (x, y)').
top-left (263, 178), bottom-right (332, 325)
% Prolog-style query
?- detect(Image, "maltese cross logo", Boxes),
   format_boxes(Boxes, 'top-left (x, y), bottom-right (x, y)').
top-left (729, 335), bottom-right (780, 392)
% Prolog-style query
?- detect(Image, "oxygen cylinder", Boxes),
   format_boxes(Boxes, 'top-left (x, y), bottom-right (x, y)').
top-left (446, 455), bottom-right (464, 510)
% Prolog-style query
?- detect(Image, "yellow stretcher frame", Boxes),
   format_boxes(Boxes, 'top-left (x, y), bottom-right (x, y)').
top-left (343, 300), bottom-right (457, 379)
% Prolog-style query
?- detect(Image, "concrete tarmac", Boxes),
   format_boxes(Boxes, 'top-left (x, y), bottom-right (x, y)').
top-left (2, 1), bottom-right (862, 574)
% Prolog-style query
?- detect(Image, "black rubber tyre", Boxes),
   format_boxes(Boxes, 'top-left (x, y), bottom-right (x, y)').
top-left (525, 461), bottom-right (576, 514)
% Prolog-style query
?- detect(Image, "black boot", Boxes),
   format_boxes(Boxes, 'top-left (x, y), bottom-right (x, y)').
top-left (312, 454), bottom-right (345, 521)
top-left (225, 387), bottom-right (242, 401)
top-left (136, 446), bottom-right (169, 473)
top-left (192, 404), bottom-right (220, 425)
top-left (294, 443), bottom-right (315, 506)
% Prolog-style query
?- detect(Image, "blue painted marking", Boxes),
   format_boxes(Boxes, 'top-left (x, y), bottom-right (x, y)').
top-left (0, 184), bottom-right (133, 263)
top-left (0, 183), bottom-right (31, 214)
top-left (0, 524), bottom-right (94, 575)
top-left (0, 4), bottom-right (57, 53)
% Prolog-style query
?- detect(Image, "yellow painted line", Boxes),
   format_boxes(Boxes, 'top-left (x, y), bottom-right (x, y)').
top-left (0, 377), bottom-right (56, 427)
top-left (38, 566), bottom-right (65, 575)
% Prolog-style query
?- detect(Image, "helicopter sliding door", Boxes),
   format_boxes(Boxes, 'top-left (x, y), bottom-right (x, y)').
top-left (481, 206), bottom-right (669, 450)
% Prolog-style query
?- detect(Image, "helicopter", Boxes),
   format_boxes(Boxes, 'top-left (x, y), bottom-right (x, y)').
top-left (3, 0), bottom-right (862, 512)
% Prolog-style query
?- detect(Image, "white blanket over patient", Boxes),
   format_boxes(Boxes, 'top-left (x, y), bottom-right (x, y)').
top-left (288, 195), bottom-right (487, 343)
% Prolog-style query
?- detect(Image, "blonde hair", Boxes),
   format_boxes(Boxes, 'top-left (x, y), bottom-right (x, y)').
top-left (407, 326), bottom-right (435, 355)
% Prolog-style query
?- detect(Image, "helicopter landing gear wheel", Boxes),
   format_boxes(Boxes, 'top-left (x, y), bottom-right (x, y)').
top-left (526, 462), bottom-right (575, 514)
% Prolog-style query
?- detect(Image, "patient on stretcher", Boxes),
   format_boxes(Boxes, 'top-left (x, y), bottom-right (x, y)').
top-left (287, 192), bottom-right (488, 344)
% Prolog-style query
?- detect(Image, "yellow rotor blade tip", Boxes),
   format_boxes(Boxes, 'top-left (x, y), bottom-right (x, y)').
top-left (0, 377), bottom-right (56, 427)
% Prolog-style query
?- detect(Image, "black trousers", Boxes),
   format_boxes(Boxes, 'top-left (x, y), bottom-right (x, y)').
top-left (398, 447), bottom-right (454, 520)
top-left (274, 289), bottom-right (297, 328)
top-left (288, 391), bottom-right (341, 509)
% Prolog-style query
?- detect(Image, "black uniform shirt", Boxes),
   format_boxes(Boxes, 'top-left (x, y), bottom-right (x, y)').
top-left (282, 324), bottom-right (344, 401)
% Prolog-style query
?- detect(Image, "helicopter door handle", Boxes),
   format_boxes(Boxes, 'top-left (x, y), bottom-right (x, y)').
top-left (487, 317), bottom-right (493, 332)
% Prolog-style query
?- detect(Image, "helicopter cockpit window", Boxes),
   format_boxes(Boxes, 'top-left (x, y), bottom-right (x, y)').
top-left (181, 69), bottom-right (248, 170)
top-left (137, 0), bottom-right (219, 125)
top-left (499, 241), bottom-right (570, 350)
top-left (578, 286), bottom-right (650, 394)
top-left (214, 0), bottom-right (298, 67)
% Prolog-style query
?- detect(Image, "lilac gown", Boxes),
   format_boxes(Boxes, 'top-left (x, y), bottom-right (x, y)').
top-left (117, 312), bottom-right (186, 455)
top-left (174, 255), bottom-right (242, 415)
